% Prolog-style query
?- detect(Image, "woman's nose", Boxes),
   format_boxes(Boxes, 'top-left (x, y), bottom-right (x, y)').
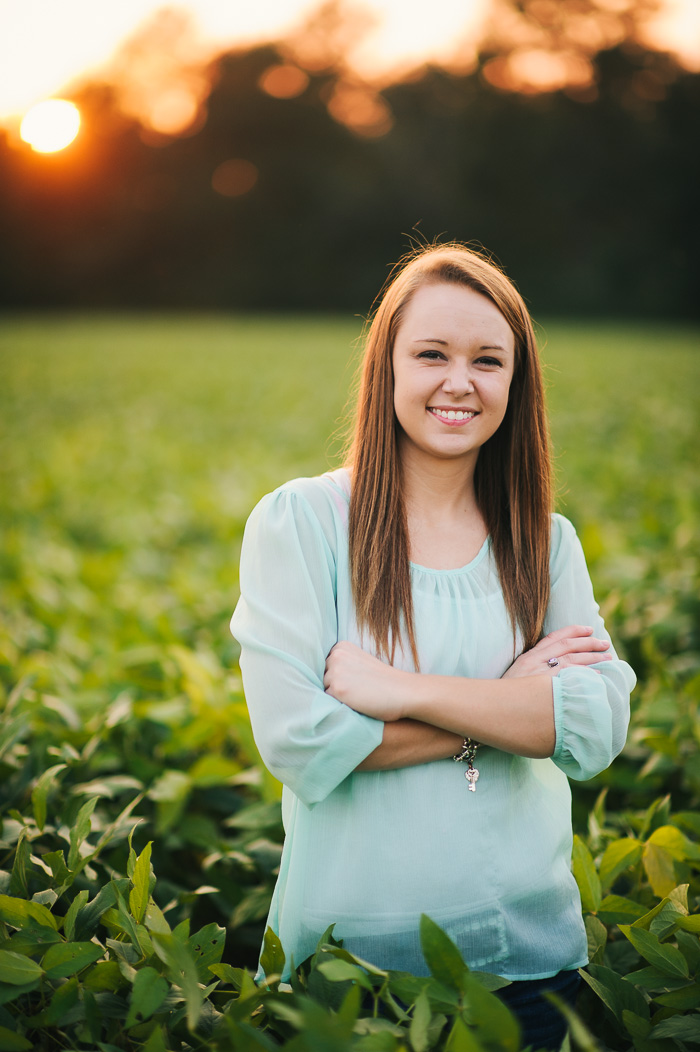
top-left (442, 363), bottom-right (475, 396)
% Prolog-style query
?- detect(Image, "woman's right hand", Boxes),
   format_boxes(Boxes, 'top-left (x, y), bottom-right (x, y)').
top-left (502, 625), bottom-right (611, 679)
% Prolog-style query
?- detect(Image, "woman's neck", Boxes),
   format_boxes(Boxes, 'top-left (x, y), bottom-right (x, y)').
top-left (400, 448), bottom-right (480, 525)
top-left (398, 445), bottom-right (488, 570)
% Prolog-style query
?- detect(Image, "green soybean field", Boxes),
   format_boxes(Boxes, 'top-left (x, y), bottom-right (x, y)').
top-left (0, 314), bottom-right (698, 1051)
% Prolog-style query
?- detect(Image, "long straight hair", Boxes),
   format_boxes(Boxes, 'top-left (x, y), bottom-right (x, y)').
top-left (346, 243), bottom-right (552, 667)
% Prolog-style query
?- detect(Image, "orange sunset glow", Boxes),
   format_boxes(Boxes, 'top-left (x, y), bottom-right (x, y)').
top-left (0, 0), bottom-right (698, 132)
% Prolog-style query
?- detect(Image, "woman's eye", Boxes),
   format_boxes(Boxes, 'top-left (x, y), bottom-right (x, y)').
top-left (417, 350), bottom-right (445, 361)
top-left (476, 356), bottom-right (502, 367)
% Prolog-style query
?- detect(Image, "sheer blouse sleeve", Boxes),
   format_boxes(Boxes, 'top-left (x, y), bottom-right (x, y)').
top-left (230, 484), bottom-right (384, 808)
top-left (547, 513), bottom-right (636, 781)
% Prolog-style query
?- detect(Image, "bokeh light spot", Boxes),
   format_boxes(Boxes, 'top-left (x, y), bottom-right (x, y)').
top-left (259, 64), bottom-right (310, 99)
top-left (20, 99), bottom-right (80, 153)
top-left (146, 88), bottom-right (201, 135)
top-left (326, 84), bottom-right (393, 138)
top-left (211, 159), bottom-right (259, 198)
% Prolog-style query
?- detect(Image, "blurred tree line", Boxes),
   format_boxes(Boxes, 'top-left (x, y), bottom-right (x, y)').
top-left (1, 0), bottom-right (698, 316)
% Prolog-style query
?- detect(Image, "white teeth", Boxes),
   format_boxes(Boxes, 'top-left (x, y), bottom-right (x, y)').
top-left (430, 408), bottom-right (475, 421)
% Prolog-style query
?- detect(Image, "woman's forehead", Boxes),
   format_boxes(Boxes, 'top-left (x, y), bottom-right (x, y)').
top-left (396, 282), bottom-right (514, 349)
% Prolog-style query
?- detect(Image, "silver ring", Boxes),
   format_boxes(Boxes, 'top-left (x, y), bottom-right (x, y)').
top-left (546, 657), bottom-right (559, 667)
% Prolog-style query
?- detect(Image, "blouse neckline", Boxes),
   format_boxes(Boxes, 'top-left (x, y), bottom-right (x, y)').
top-left (322, 467), bottom-right (492, 577)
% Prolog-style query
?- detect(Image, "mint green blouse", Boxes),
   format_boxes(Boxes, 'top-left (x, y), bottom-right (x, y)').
top-left (230, 468), bottom-right (635, 980)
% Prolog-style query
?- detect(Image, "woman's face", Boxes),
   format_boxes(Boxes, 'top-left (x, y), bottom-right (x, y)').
top-left (392, 281), bottom-right (515, 471)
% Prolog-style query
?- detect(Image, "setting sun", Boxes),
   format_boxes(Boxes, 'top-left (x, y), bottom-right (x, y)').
top-left (20, 99), bottom-right (81, 153)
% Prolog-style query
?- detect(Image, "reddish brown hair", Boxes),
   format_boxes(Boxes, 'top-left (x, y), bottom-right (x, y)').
top-left (346, 243), bottom-right (552, 666)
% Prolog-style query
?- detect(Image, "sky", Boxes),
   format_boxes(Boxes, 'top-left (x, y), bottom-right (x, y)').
top-left (1, 0), bottom-right (698, 125)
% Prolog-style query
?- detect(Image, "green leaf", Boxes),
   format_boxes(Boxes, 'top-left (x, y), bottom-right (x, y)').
top-left (129, 841), bottom-right (153, 924)
top-left (172, 918), bottom-right (190, 943)
top-left (631, 894), bottom-right (682, 932)
top-left (676, 915), bottom-right (700, 932)
top-left (621, 1009), bottom-right (651, 1040)
top-left (624, 967), bottom-right (692, 991)
top-left (151, 931), bottom-right (203, 1030)
top-left (419, 914), bottom-right (467, 991)
top-left (141, 1026), bottom-right (168, 1052)
top-left (318, 958), bottom-right (373, 991)
top-left (444, 1015), bottom-right (483, 1052)
top-left (462, 973), bottom-right (520, 1052)
top-left (0, 981), bottom-right (40, 1007)
top-left (148, 770), bottom-right (191, 834)
top-left (649, 901), bottom-right (686, 941)
top-left (112, 883), bottom-right (145, 954)
top-left (579, 963), bottom-right (649, 1024)
top-left (33, 975), bottom-right (79, 1027)
top-left (83, 960), bottom-right (124, 991)
top-left (2, 926), bottom-right (62, 955)
top-left (673, 812), bottom-right (700, 838)
top-left (597, 894), bottom-right (647, 925)
top-left (337, 982), bottom-right (361, 1028)
top-left (125, 966), bottom-right (169, 1028)
top-left (543, 994), bottom-right (599, 1052)
top-left (74, 880), bottom-right (123, 941)
top-left (68, 796), bottom-right (98, 870)
top-left (143, 901), bottom-right (170, 935)
top-left (585, 914), bottom-right (607, 965)
top-left (31, 763), bottom-right (67, 832)
top-left (410, 989), bottom-right (431, 1052)
top-left (188, 753), bottom-right (241, 786)
top-left (469, 972), bottom-right (512, 992)
top-left (643, 842), bottom-right (676, 898)
top-left (41, 850), bottom-right (71, 888)
top-left (619, 925), bottom-right (689, 978)
top-left (259, 926), bottom-right (285, 981)
top-left (655, 982), bottom-right (700, 1009)
top-left (0, 952), bottom-right (43, 985)
top-left (209, 963), bottom-right (248, 989)
top-left (648, 826), bottom-right (692, 861)
top-left (64, 889), bottom-right (89, 942)
top-left (599, 837), bottom-right (643, 889)
top-left (321, 945), bottom-right (387, 976)
top-left (41, 940), bottom-right (104, 979)
top-left (669, 885), bottom-right (691, 912)
top-left (187, 922), bottom-right (225, 983)
top-left (0, 1027), bottom-right (32, 1051)
top-left (8, 836), bottom-right (28, 900)
top-left (638, 796), bottom-right (671, 841)
top-left (572, 835), bottom-right (601, 912)
top-left (651, 1015), bottom-right (700, 1043)
top-left (677, 931), bottom-right (700, 973)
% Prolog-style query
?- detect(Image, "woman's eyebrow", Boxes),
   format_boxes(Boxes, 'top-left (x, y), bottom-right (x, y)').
top-left (412, 338), bottom-right (510, 352)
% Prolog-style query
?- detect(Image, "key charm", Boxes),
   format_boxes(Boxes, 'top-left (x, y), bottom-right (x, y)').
top-left (453, 737), bottom-right (481, 793)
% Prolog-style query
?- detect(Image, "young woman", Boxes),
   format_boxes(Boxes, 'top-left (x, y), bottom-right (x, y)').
top-left (231, 244), bottom-right (635, 1049)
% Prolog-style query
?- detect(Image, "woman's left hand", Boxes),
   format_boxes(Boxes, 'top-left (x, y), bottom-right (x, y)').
top-left (502, 625), bottom-right (611, 679)
top-left (324, 641), bottom-right (410, 722)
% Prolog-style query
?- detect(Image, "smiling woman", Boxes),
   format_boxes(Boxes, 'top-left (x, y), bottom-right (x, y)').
top-left (19, 98), bottom-right (81, 153)
top-left (231, 242), bottom-right (636, 1051)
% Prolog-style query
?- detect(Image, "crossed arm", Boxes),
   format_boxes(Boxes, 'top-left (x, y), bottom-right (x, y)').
top-left (324, 625), bottom-right (612, 771)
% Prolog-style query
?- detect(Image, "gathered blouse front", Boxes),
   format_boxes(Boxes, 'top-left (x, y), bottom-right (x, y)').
top-left (230, 468), bottom-right (636, 980)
